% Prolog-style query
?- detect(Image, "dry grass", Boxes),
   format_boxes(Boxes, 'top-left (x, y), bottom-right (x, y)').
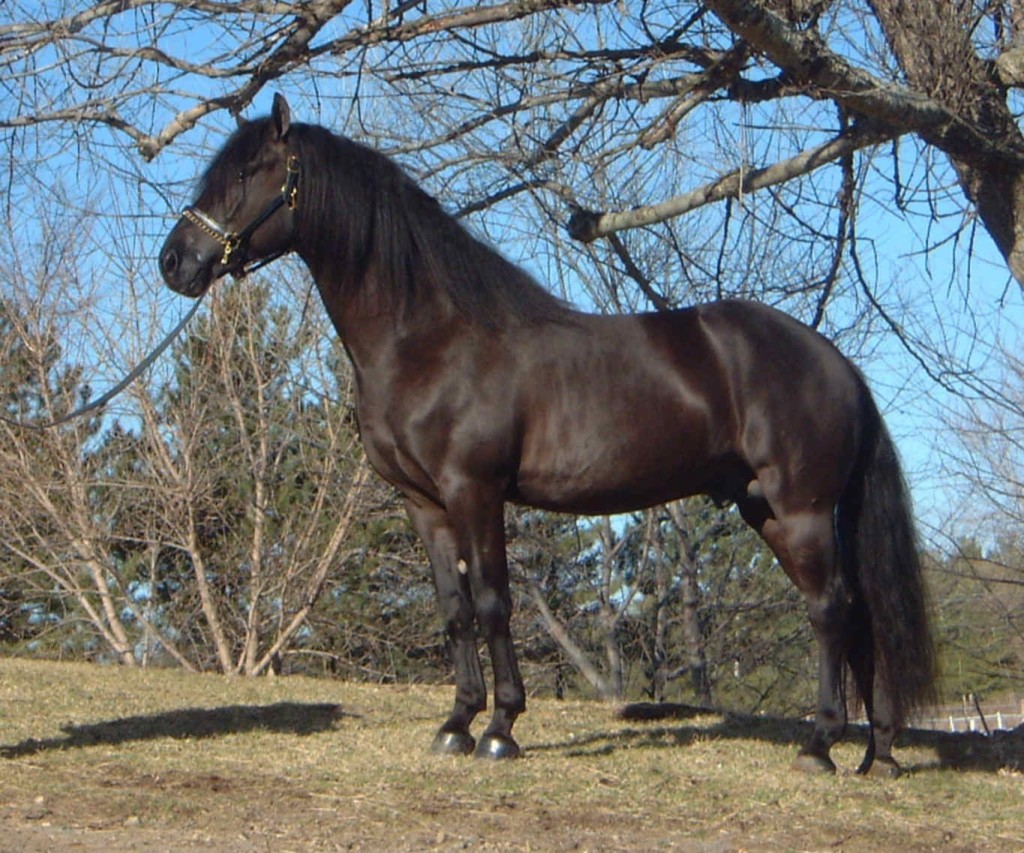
top-left (1, 658), bottom-right (1022, 852)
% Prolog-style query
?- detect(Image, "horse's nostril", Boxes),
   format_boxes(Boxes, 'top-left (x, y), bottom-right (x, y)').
top-left (160, 246), bottom-right (179, 277)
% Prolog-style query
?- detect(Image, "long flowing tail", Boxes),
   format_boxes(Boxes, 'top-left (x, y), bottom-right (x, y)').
top-left (838, 388), bottom-right (936, 727)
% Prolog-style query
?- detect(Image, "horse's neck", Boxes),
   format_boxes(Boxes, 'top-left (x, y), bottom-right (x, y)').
top-left (310, 262), bottom-right (463, 372)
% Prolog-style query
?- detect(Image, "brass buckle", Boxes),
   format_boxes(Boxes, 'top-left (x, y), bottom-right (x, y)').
top-left (283, 155), bottom-right (300, 211)
top-left (220, 235), bottom-right (241, 266)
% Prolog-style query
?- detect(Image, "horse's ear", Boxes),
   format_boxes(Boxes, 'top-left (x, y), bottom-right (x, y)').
top-left (272, 93), bottom-right (291, 141)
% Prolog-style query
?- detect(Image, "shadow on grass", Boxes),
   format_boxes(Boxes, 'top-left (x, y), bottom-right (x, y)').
top-left (1, 701), bottom-right (354, 759)
top-left (532, 702), bottom-right (1024, 774)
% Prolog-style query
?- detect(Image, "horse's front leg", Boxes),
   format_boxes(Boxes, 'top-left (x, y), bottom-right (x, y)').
top-left (446, 481), bottom-right (525, 759)
top-left (404, 497), bottom-right (487, 756)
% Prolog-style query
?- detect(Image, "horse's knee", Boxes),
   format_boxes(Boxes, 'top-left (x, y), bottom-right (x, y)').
top-left (438, 589), bottom-right (475, 637)
top-left (806, 586), bottom-right (851, 634)
top-left (472, 586), bottom-right (511, 637)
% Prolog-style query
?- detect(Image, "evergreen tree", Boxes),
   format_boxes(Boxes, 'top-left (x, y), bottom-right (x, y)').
top-left (120, 276), bottom-right (375, 674)
top-left (0, 294), bottom-right (121, 658)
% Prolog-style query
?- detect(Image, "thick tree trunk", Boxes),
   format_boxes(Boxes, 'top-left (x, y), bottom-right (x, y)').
top-left (867, 0), bottom-right (1024, 284)
top-left (705, 0), bottom-right (1024, 286)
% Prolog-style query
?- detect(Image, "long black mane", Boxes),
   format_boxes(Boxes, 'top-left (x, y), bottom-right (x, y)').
top-left (280, 121), bottom-right (572, 327)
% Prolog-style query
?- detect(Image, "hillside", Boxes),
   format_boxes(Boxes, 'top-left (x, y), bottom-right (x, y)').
top-left (1, 658), bottom-right (1021, 852)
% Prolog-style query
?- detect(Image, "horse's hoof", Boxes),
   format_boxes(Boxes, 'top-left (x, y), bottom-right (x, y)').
top-left (431, 729), bottom-right (476, 756)
top-left (858, 757), bottom-right (902, 779)
top-left (791, 751), bottom-right (837, 775)
top-left (474, 733), bottom-right (521, 760)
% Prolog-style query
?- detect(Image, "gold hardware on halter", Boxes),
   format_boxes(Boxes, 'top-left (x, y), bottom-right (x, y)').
top-left (221, 235), bottom-right (240, 265)
top-left (181, 207), bottom-right (239, 266)
top-left (283, 155), bottom-right (300, 211)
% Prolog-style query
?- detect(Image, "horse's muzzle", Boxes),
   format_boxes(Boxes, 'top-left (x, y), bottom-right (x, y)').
top-left (159, 246), bottom-right (209, 297)
top-left (159, 223), bottom-right (220, 297)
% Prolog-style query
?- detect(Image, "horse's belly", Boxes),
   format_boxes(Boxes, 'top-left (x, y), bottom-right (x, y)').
top-left (513, 475), bottom-right (698, 516)
top-left (513, 427), bottom-right (712, 515)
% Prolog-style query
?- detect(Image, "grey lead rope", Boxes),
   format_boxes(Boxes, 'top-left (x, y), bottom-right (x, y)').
top-left (0, 293), bottom-right (206, 431)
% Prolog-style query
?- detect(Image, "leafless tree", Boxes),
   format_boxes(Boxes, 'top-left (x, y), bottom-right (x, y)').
top-left (929, 361), bottom-right (1024, 694)
top-left (517, 511), bottom-right (649, 701)
top-left (120, 277), bottom-right (374, 675)
top-left (4, 1), bottom-right (1018, 478)
top-left (662, 502), bottom-right (714, 706)
top-left (3, 1), bottom-right (1022, 306)
top-left (0, 217), bottom-right (374, 671)
top-left (0, 201), bottom-right (148, 662)
top-left (939, 350), bottom-right (1024, 579)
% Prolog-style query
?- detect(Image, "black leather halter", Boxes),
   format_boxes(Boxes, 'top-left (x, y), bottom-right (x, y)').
top-left (181, 154), bottom-right (300, 272)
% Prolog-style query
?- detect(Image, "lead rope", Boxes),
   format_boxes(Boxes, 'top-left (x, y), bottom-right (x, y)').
top-left (3, 155), bottom-right (301, 431)
top-left (0, 294), bottom-right (206, 431)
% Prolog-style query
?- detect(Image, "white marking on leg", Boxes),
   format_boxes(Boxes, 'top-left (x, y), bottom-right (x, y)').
top-left (457, 559), bottom-right (468, 575)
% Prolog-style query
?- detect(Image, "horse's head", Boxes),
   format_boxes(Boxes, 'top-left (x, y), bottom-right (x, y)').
top-left (160, 94), bottom-right (300, 297)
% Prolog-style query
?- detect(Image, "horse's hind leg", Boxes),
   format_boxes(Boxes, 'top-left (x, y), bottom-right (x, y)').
top-left (404, 497), bottom-right (487, 756)
top-left (862, 701), bottom-right (901, 778)
top-left (740, 500), bottom-right (849, 773)
top-left (796, 574), bottom-right (851, 774)
top-left (847, 630), bottom-right (901, 778)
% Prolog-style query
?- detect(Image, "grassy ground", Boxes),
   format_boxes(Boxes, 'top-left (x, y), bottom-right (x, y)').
top-left (1, 658), bottom-right (1021, 852)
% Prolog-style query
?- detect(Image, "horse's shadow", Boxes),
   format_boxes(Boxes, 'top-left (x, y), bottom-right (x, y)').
top-left (533, 702), bottom-right (1024, 775)
top-left (6, 698), bottom-right (1020, 773)
top-left (0, 701), bottom-right (353, 759)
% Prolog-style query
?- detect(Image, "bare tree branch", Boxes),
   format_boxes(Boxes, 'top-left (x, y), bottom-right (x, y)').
top-left (567, 120), bottom-right (893, 243)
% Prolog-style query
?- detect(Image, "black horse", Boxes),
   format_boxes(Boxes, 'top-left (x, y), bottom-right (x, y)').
top-left (160, 94), bottom-right (935, 776)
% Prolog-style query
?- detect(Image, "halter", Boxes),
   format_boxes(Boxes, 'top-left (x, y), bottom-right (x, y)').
top-left (181, 154), bottom-right (300, 272)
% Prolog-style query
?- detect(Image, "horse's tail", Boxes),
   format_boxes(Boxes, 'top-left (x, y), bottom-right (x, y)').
top-left (837, 385), bottom-right (936, 727)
